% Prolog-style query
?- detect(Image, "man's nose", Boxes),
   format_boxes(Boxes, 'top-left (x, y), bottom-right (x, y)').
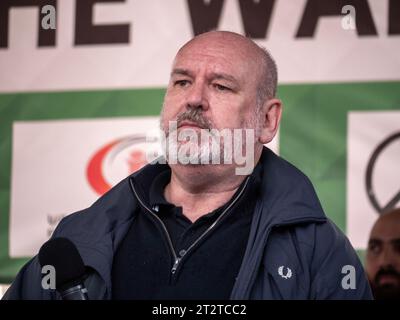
top-left (185, 81), bottom-right (209, 111)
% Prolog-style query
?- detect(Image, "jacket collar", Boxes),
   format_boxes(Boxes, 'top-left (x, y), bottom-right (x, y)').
top-left (256, 147), bottom-right (327, 225)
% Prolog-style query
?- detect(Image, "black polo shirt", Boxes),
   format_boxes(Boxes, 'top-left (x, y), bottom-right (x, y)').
top-left (112, 164), bottom-right (262, 300)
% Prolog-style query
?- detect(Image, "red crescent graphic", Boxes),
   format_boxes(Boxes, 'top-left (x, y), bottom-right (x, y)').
top-left (86, 139), bottom-right (122, 196)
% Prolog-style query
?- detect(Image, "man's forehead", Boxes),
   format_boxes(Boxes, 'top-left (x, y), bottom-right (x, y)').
top-left (174, 48), bottom-right (237, 67)
top-left (172, 52), bottom-right (243, 78)
top-left (172, 38), bottom-right (260, 81)
top-left (370, 216), bottom-right (400, 239)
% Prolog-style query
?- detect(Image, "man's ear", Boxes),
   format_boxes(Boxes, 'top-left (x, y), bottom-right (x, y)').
top-left (258, 98), bottom-right (282, 144)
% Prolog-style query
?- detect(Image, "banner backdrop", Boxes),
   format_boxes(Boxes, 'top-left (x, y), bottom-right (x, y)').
top-left (0, 0), bottom-right (399, 282)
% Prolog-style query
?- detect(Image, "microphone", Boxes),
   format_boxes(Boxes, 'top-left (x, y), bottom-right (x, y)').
top-left (38, 237), bottom-right (89, 300)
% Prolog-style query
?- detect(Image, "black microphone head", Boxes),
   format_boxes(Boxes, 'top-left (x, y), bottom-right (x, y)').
top-left (38, 237), bottom-right (86, 290)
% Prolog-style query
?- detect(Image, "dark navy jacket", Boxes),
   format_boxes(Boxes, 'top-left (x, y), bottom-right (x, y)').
top-left (3, 148), bottom-right (373, 299)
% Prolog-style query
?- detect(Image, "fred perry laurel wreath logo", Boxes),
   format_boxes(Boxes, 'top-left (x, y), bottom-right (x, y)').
top-left (278, 266), bottom-right (293, 279)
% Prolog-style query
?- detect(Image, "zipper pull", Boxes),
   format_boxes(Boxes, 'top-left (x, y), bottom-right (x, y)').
top-left (171, 258), bottom-right (180, 274)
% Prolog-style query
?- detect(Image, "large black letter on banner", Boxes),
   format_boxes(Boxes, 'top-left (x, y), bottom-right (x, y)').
top-left (75, 0), bottom-right (130, 45)
top-left (296, 0), bottom-right (377, 37)
top-left (187, 0), bottom-right (224, 36)
top-left (238, 0), bottom-right (275, 39)
top-left (0, 0), bottom-right (56, 48)
top-left (389, 0), bottom-right (400, 35)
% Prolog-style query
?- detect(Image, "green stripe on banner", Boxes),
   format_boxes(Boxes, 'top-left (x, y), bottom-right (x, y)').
top-left (1, 81), bottom-right (400, 281)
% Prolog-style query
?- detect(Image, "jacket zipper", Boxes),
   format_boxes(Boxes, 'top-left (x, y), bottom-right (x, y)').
top-left (130, 179), bottom-right (179, 272)
top-left (130, 177), bottom-right (250, 275)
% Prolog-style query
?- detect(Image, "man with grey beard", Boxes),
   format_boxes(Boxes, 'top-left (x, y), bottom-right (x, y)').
top-left (4, 31), bottom-right (372, 300)
top-left (366, 208), bottom-right (400, 300)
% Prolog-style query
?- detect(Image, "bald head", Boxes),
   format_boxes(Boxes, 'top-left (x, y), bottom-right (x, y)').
top-left (176, 31), bottom-right (278, 104)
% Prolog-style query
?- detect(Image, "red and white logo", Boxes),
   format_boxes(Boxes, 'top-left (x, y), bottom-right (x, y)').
top-left (87, 135), bottom-right (160, 195)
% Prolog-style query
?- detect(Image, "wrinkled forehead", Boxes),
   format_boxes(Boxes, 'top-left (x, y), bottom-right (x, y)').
top-left (172, 34), bottom-right (262, 79)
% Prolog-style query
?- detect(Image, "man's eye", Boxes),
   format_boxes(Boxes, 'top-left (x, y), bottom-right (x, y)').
top-left (213, 84), bottom-right (231, 92)
top-left (174, 80), bottom-right (190, 87)
top-left (368, 243), bottom-right (381, 255)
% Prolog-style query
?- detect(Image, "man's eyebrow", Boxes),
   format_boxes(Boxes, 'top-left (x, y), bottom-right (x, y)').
top-left (209, 72), bottom-right (239, 84)
top-left (170, 69), bottom-right (239, 85)
top-left (171, 68), bottom-right (193, 78)
top-left (368, 238), bottom-right (382, 245)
